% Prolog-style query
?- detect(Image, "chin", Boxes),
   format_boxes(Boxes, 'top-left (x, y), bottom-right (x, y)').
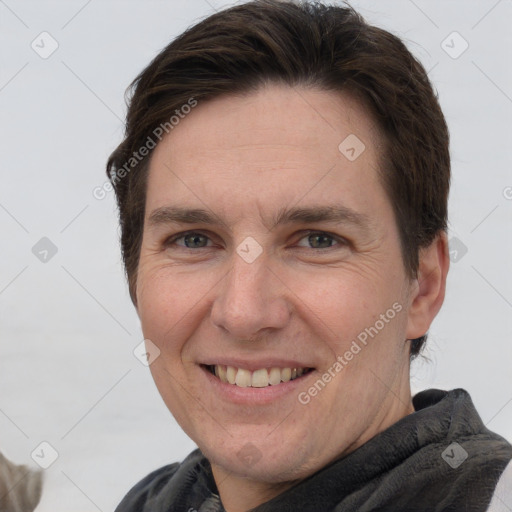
top-left (200, 429), bottom-right (326, 484)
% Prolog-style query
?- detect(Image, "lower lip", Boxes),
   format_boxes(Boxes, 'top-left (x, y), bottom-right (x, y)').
top-left (200, 365), bottom-right (315, 405)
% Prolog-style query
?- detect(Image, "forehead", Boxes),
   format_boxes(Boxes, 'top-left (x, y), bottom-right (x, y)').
top-left (156, 83), bottom-right (382, 156)
top-left (145, 83), bottom-right (388, 225)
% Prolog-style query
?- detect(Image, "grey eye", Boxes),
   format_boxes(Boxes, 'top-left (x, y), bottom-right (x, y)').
top-left (308, 233), bottom-right (335, 248)
top-left (182, 233), bottom-right (209, 248)
top-left (296, 232), bottom-right (338, 249)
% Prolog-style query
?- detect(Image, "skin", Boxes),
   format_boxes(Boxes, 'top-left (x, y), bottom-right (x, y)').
top-left (135, 83), bottom-right (450, 512)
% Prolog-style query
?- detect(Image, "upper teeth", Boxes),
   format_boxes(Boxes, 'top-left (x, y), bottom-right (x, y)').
top-left (213, 365), bottom-right (306, 387)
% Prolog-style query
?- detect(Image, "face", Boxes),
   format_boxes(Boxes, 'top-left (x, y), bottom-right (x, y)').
top-left (136, 84), bottom-right (417, 484)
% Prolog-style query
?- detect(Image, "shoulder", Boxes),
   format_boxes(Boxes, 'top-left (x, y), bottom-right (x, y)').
top-left (114, 449), bottom-right (206, 512)
top-left (487, 460), bottom-right (512, 512)
top-left (114, 462), bottom-right (181, 512)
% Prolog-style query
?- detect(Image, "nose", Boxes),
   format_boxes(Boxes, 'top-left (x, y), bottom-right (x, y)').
top-left (210, 252), bottom-right (291, 340)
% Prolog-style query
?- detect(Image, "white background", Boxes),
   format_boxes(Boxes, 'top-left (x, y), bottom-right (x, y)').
top-left (1, 0), bottom-right (511, 510)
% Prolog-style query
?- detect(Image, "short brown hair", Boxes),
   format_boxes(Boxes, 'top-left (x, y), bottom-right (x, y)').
top-left (106, 0), bottom-right (450, 358)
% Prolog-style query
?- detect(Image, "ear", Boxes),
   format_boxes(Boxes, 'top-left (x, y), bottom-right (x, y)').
top-left (405, 231), bottom-right (450, 340)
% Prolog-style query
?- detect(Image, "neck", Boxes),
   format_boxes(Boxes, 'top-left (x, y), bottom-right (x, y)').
top-left (211, 467), bottom-right (295, 512)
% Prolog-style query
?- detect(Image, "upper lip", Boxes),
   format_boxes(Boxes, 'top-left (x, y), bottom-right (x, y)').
top-left (200, 358), bottom-right (315, 372)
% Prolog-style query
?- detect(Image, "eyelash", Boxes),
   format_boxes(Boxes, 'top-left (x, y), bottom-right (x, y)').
top-left (164, 230), bottom-right (348, 251)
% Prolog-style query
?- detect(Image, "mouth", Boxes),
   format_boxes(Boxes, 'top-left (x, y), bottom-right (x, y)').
top-left (203, 364), bottom-right (315, 388)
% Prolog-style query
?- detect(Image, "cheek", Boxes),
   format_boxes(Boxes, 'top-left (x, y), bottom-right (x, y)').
top-left (136, 265), bottom-right (205, 353)
top-left (136, 267), bottom-right (208, 429)
top-left (290, 267), bottom-right (397, 333)
top-left (298, 270), bottom-right (409, 376)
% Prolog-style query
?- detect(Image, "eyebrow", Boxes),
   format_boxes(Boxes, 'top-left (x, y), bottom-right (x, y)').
top-left (147, 205), bottom-right (371, 233)
top-left (272, 205), bottom-right (370, 231)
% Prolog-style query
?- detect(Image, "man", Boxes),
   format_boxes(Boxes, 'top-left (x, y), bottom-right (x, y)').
top-left (107, 1), bottom-right (512, 510)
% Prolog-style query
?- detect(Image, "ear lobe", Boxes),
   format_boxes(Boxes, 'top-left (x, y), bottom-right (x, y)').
top-left (405, 232), bottom-right (450, 340)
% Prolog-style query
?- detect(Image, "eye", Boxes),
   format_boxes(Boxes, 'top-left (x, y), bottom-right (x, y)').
top-left (166, 231), bottom-right (214, 249)
top-left (164, 230), bottom-right (347, 252)
top-left (295, 231), bottom-right (345, 249)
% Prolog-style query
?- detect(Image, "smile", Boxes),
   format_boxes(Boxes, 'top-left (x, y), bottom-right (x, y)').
top-left (206, 365), bottom-right (314, 388)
